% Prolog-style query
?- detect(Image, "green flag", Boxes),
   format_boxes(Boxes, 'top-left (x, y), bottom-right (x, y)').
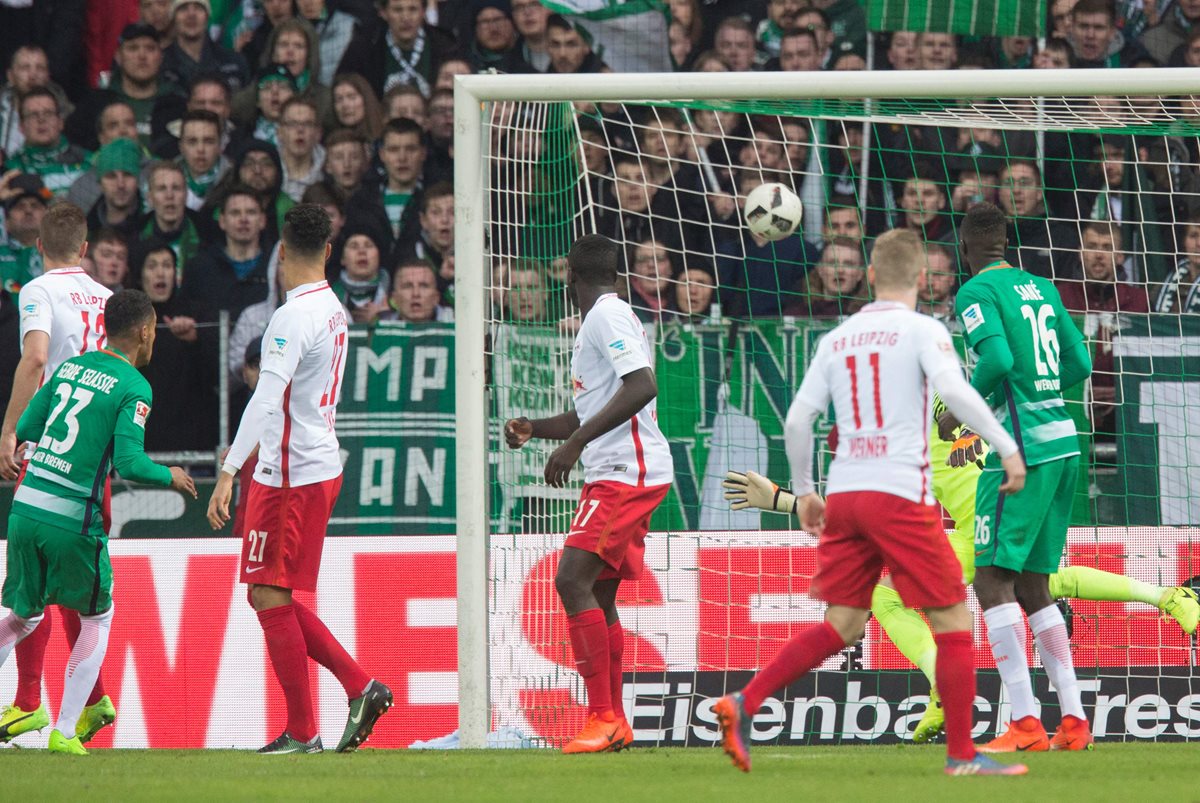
top-left (867, 0), bottom-right (1045, 37)
top-left (540, 0), bottom-right (672, 72)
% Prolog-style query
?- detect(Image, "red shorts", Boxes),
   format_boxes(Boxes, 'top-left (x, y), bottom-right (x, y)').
top-left (811, 491), bottom-right (965, 610)
top-left (564, 481), bottom-right (670, 581)
top-left (239, 476), bottom-right (343, 591)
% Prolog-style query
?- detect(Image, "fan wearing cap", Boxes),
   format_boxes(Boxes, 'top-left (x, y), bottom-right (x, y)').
top-left (71, 23), bottom-right (186, 150)
top-left (464, 0), bottom-right (536, 73)
top-left (231, 64), bottom-right (298, 148)
top-left (162, 0), bottom-right (251, 93)
top-left (0, 173), bottom-right (49, 300)
top-left (337, 0), bottom-right (458, 100)
top-left (85, 138), bottom-right (144, 240)
top-left (67, 100), bottom-right (146, 214)
top-left (4, 88), bottom-right (90, 199)
top-left (205, 138), bottom-right (293, 244)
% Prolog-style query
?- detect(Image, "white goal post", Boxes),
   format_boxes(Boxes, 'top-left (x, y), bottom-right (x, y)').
top-left (453, 68), bottom-right (1200, 749)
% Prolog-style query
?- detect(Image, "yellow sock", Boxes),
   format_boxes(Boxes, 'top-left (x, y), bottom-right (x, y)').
top-left (871, 583), bottom-right (937, 685)
top-left (1049, 565), bottom-right (1164, 607)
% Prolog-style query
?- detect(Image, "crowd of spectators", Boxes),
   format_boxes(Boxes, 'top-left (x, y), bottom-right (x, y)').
top-left (0, 0), bottom-right (1196, 450)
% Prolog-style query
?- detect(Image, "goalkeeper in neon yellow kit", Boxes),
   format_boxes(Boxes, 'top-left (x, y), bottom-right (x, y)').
top-left (724, 395), bottom-right (1200, 743)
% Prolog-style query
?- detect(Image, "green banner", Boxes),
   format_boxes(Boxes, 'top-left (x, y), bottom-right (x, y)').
top-left (1116, 314), bottom-right (1200, 526)
top-left (489, 318), bottom-right (1101, 533)
top-left (329, 322), bottom-right (456, 534)
top-left (867, 0), bottom-right (1045, 37)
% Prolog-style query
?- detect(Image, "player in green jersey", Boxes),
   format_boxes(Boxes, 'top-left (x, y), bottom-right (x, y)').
top-left (940, 202), bottom-right (1094, 751)
top-left (0, 290), bottom-right (196, 755)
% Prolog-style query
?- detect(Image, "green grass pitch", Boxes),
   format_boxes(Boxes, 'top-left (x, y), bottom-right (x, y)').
top-left (1, 743), bottom-right (1192, 802)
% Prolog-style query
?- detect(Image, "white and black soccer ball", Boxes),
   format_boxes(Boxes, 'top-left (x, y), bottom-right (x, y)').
top-left (743, 182), bottom-right (804, 242)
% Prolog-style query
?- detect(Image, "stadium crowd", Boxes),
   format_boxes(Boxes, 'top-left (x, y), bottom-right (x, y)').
top-left (0, 0), bottom-right (1196, 451)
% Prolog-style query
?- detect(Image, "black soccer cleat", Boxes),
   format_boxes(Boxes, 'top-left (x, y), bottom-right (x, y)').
top-left (258, 731), bottom-right (323, 754)
top-left (336, 680), bottom-right (393, 752)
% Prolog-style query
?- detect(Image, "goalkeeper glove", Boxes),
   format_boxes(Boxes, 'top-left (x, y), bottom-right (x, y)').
top-left (723, 470), bottom-right (798, 515)
top-left (947, 427), bottom-right (986, 469)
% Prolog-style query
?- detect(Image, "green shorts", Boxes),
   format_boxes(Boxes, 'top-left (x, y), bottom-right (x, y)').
top-left (2, 513), bottom-right (112, 619)
top-left (974, 456), bottom-right (1078, 575)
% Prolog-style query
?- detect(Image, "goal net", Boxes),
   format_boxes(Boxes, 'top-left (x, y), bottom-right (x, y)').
top-left (454, 70), bottom-right (1200, 749)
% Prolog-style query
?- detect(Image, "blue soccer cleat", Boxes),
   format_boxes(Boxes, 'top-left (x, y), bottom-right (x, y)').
top-left (713, 692), bottom-right (753, 773)
top-left (945, 753), bottom-right (1029, 776)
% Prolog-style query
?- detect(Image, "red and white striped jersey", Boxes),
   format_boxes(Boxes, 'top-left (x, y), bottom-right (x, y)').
top-left (253, 280), bottom-right (348, 488)
top-left (18, 267), bottom-right (111, 381)
top-left (571, 294), bottom-right (673, 487)
top-left (794, 301), bottom-right (962, 504)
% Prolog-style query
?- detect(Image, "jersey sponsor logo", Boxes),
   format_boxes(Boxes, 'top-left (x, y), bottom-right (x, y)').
top-left (134, 401), bottom-right (150, 428)
top-left (607, 338), bottom-right (635, 361)
top-left (21, 302), bottom-right (38, 318)
top-left (961, 303), bottom-right (985, 334)
top-left (267, 337), bottom-right (288, 358)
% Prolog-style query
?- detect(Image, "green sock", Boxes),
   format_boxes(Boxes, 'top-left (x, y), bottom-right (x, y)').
top-left (871, 583), bottom-right (938, 686)
top-left (1049, 565), bottom-right (1165, 607)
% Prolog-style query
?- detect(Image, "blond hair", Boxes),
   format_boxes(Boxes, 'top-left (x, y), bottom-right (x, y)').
top-left (869, 229), bottom-right (925, 292)
top-left (38, 202), bottom-right (88, 263)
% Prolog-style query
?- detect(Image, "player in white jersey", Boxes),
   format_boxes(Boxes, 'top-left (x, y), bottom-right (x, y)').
top-left (505, 234), bottom-right (673, 754)
top-left (0, 203), bottom-right (116, 746)
top-left (713, 229), bottom-right (1028, 777)
top-left (206, 205), bottom-right (391, 755)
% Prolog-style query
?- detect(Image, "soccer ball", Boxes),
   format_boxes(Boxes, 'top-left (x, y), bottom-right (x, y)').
top-left (743, 182), bottom-right (803, 242)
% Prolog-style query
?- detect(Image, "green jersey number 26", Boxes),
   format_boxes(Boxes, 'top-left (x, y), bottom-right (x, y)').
top-left (1020, 302), bottom-right (1060, 377)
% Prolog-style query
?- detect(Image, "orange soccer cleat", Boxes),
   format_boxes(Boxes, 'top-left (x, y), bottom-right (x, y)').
top-left (1050, 715), bottom-right (1095, 751)
top-left (978, 716), bottom-right (1050, 753)
top-left (562, 712), bottom-right (625, 754)
top-left (613, 716), bottom-right (634, 751)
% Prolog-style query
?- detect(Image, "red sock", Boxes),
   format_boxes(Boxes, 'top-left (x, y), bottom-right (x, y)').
top-left (567, 609), bottom-right (611, 716)
top-left (934, 630), bottom-right (977, 762)
top-left (60, 607), bottom-right (107, 706)
top-left (13, 609), bottom-right (51, 710)
top-left (608, 622), bottom-right (625, 719)
top-left (257, 604), bottom-right (316, 742)
top-left (292, 602), bottom-right (371, 699)
top-left (742, 622), bottom-right (844, 715)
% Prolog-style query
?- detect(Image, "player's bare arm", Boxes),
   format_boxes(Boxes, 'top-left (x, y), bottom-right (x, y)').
top-left (543, 367), bottom-right (656, 488)
top-left (0, 330), bottom-right (49, 479)
top-left (210, 366), bottom-right (292, 529)
top-left (503, 410), bottom-right (581, 448)
top-left (207, 466), bottom-right (236, 530)
top-left (170, 467), bottom-right (198, 499)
